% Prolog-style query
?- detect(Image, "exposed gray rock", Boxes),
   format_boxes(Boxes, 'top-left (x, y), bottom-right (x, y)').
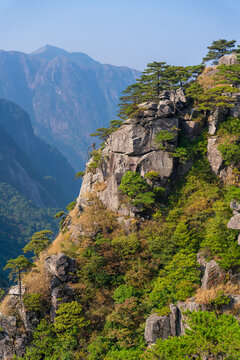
top-left (144, 305), bottom-right (180, 345)
top-left (177, 299), bottom-right (202, 335)
top-left (208, 108), bottom-right (229, 135)
top-left (182, 120), bottom-right (204, 141)
top-left (227, 213), bottom-right (240, 230)
top-left (144, 314), bottom-right (172, 344)
top-left (207, 137), bottom-right (224, 175)
top-left (45, 253), bottom-right (76, 283)
top-left (78, 115), bottom-right (181, 216)
top-left (218, 54), bottom-right (238, 65)
top-left (156, 89), bottom-right (187, 118)
top-left (230, 201), bottom-right (240, 212)
top-left (201, 260), bottom-right (226, 289)
top-left (50, 285), bottom-right (74, 320)
top-left (137, 102), bottom-right (158, 111)
top-left (0, 313), bottom-right (28, 359)
top-left (230, 93), bottom-right (240, 118)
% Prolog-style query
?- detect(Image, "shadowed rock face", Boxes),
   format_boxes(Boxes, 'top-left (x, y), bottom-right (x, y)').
top-left (77, 89), bottom-right (190, 217)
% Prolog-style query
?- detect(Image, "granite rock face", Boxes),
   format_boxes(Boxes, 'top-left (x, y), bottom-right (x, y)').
top-left (207, 137), bottom-right (224, 175)
top-left (144, 305), bottom-right (180, 345)
top-left (200, 260), bottom-right (226, 289)
top-left (218, 54), bottom-right (238, 65)
top-left (45, 253), bottom-right (76, 283)
top-left (77, 89), bottom-right (190, 217)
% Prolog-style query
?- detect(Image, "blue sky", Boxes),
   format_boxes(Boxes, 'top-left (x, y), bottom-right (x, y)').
top-left (0, 0), bottom-right (240, 70)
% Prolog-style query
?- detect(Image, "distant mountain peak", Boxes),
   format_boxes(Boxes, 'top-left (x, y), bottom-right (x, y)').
top-left (31, 44), bottom-right (69, 59)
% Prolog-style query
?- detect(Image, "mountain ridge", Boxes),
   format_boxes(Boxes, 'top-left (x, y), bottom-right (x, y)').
top-left (0, 46), bottom-right (140, 169)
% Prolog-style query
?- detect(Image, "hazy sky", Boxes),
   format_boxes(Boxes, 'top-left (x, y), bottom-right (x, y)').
top-left (0, 0), bottom-right (239, 70)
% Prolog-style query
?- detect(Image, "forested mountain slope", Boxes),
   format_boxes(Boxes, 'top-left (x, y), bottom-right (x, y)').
top-left (0, 45), bottom-right (140, 169)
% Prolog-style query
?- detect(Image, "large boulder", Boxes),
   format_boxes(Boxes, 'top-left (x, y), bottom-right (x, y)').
top-left (208, 108), bottom-right (229, 135)
top-left (227, 213), bottom-right (240, 230)
top-left (45, 253), bottom-right (76, 283)
top-left (207, 137), bottom-right (224, 175)
top-left (201, 260), bottom-right (226, 289)
top-left (156, 89), bottom-right (187, 118)
top-left (218, 54), bottom-right (238, 65)
top-left (144, 305), bottom-right (180, 345)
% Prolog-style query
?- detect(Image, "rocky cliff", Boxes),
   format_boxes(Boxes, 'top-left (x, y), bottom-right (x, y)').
top-left (77, 88), bottom-right (196, 218)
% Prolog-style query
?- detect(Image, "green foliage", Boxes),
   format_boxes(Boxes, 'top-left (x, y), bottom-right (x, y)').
top-left (154, 129), bottom-right (176, 150)
top-left (113, 284), bottom-right (138, 304)
top-left (144, 311), bottom-right (240, 359)
top-left (149, 250), bottom-right (200, 308)
top-left (144, 171), bottom-right (160, 181)
top-left (90, 120), bottom-right (123, 142)
top-left (23, 230), bottom-right (53, 259)
top-left (66, 200), bottom-right (76, 212)
top-left (225, 185), bottom-right (240, 202)
top-left (157, 306), bottom-right (171, 316)
top-left (23, 294), bottom-right (42, 312)
top-left (119, 171), bottom-right (148, 198)
top-left (16, 319), bottom-right (77, 360)
top-left (0, 182), bottom-right (58, 284)
top-left (119, 171), bottom-right (164, 210)
top-left (209, 291), bottom-right (230, 310)
top-left (55, 301), bottom-right (86, 334)
top-left (200, 201), bottom-right (240, 270)
top-left (88, 149), bottom-right (102, 172)
top-left (172, 146), bottom-right (189, 163)
top-left (74, 171), bottom-right (85, 180)
top-left (218, 142), bottom-right (240, 165)
top-left (218, 62), bottom-right (240, 86)
top-left (88, 336), bottom-right (112, 360)
top-left (105, 348), bottom-right (143, 360)
top-left (185, 81), bottom-right (204, 105)
top-left (202, 39), bottom-right (236, 64)
top-left (197, 85), bottom-right (238, 111)
top-left (54, 211), bottom-right (65, 219)
top-left (216, 117), bottom-right (240, 166)
top-left (118, 63), bottom-right (203, 119)
top-left (4, 255), bottom-right (35, 281)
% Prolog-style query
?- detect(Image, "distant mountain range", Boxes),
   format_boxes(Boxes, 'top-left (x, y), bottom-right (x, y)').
top-left (0, 45), bottom-right (140, 169)
top-left (0, 98), bottom-right (79, 207)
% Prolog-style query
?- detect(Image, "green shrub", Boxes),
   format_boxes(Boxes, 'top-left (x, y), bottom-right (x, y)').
top-left (113, 284), bottom-right (138, 304)
top-left (23, 294), bottom-right (42, 312)
top-left (154, 129), bottom-right (176, 150)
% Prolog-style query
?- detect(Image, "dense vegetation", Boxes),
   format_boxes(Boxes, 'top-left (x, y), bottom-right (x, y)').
top-left (0, 183), bottom-right (58, 285)
top-left (2, 39), bottom-right (240, 359)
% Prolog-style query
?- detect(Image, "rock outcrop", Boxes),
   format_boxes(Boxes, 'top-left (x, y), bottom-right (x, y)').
top-left (45, 253), bottom-right (77, 320)
top-left (77, 89), bottom-right (190, 217)
top-left (228, 201), bottom-right (240, 231)
top-left (144, 305), bottom-right (180, 345)
top-left (218, 54), bottom-right (238, 66)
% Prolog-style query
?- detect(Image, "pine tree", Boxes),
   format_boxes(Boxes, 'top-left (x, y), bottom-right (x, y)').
top-left (4, 255), bottom-right (35, 301)
top-left (23, 230), bottom-right (53, 259)
top-left (203, 39), bottom-right (236, 65)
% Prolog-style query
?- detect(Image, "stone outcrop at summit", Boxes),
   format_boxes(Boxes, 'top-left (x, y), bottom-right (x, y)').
top-left (77, 89), bottom-right (189, 217)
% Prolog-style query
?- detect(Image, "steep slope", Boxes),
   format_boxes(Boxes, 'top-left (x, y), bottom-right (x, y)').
top-left (0, 99), bottom-right (79, 207)
top-left (0, 45), bottom-right (140, 169)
